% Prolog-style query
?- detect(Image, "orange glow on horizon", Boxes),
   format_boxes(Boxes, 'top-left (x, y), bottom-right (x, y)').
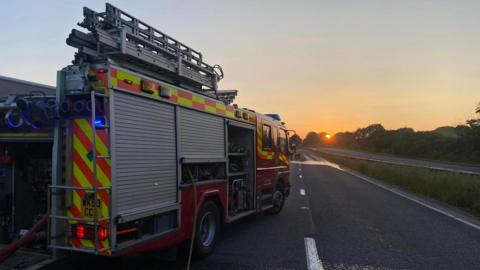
top-left (0, 2), bottom-right (478, 141)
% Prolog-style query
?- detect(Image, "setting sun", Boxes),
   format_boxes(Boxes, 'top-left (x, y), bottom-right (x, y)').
top-left (325, 134), bottom-right (331, 140)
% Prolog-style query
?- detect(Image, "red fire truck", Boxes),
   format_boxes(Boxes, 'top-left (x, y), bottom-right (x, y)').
top-left (43, 3), bottom-right (292, 258)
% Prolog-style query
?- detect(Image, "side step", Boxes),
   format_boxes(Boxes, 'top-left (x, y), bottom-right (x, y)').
top-left (261, 193), bottom-right (273, 205)
top-left (261, 205), bottom-right (274, 211)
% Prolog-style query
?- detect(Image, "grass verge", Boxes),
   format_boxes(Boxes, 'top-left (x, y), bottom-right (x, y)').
top-left (317, 152), bottom-right (480, 217)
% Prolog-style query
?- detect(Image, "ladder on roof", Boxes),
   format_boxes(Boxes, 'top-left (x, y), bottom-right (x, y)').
top-left (67, 3), bottom-right (223, 94)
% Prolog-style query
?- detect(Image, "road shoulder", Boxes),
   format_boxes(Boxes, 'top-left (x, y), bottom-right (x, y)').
top-left (305, 150), bottom-right (480, 232)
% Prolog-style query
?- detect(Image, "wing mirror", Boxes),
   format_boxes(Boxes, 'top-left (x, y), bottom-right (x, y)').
top-left (289, 143), bottom-right (297, 157)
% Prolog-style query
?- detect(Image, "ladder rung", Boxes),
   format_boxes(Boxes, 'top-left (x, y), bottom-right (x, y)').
top-left (94, 125), bottom-right (110, 130)
top-left (49, 245), bottom-right (110, 254)
top-left (261, 194), bottom-right (273, 200)
top-left (49, 245), bottom-right (96, 254)
top-left (49, 185), bottom-right (111, 191)
top-left (49, 215), bottom-right (110, 222)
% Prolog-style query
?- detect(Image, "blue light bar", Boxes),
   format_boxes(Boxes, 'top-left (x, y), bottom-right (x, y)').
top-left (265, 114), bottom-right (281, 121)
top-left (94, 117), bottom-right (106, 128)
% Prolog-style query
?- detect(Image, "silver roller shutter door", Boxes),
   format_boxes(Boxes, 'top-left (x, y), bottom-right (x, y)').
top-left (179, 108), bottom-right (225, 159)
top-left (112, 91), bottom-right (177, 216)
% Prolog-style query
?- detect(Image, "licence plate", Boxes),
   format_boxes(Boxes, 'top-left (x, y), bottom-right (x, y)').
top-left (81, 193), bottom-right (101, 218)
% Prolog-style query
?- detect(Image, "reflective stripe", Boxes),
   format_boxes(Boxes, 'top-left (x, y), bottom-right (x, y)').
top-left (108, 67), bottom-right (254, 124)
top-left (279, 153), bottom-right (289, 165)
top-left (69, 118), bottom-right (111, 254)
top-left (256, 123), bottom-right (274, 160)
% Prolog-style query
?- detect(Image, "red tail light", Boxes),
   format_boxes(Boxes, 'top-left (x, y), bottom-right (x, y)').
top-left (76, 224), bottom-right (85, 239)
top-left (98, 227), bottom-right (108, 241)
top-left (72, 224), bottom-right (108, 241)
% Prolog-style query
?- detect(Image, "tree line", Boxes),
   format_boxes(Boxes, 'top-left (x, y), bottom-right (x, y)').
top-left (291, 103), bottom-right (480, 163)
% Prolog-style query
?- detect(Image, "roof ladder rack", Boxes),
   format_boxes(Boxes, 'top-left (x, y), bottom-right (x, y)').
top-left (67, 3), bottom-right (223, 94)
top-left (217, 90), bottom-right (238, 105)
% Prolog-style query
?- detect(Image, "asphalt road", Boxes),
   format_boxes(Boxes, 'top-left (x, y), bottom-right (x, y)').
top-left (40, 151), bottom-right (480, 270)
top-left (314, 147), bottom-right (480, 175)
top-left (300, 151), bottom-right (480, 270)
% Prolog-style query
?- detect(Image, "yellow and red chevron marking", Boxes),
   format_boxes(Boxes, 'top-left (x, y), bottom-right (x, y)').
top-left (108, 67), bottom-right (255, 123)
top-left (279, 152), bottom-right (289, 165)
top-left (256, 123), bottom-right (274, 160)
top-left (67, 118), bottom-right (111, 254)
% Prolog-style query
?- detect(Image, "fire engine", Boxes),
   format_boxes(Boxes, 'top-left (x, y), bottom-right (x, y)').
top-left (14, 3), bottom-right (292, 259)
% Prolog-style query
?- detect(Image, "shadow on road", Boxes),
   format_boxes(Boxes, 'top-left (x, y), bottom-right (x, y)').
top-left (40, 213), bottom-right (273, 270)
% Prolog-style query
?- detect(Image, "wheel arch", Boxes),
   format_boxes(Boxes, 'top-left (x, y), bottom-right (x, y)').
top-left (201, 194), bottom-right (226, 225)
top-left (276, 175), bottom-right (290, 197)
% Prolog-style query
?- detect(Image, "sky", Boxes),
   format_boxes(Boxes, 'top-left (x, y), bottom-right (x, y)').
top-left (1, 0), bottom-right (479, 137)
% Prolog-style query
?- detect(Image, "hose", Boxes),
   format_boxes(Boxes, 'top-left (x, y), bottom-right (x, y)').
top-left (0, 214), bottom-right (48, 263)
top-left (186, 167), bottom-right (198, 270)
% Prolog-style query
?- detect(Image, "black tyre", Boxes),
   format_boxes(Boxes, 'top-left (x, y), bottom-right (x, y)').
top-left (193, 200), bottom-right (220, 258)
top-left (267, 185), bottom-right (286, 214)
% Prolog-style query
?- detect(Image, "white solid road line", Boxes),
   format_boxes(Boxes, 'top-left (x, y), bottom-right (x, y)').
top-left (300, 189), bottom-right (306, 196)
top-left (304, 237), bottom-right (324, 270)
top-left (304, 151), bottom-right (480, 231)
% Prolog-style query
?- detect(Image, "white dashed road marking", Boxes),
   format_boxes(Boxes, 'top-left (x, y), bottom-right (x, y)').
top-left (296, 159), bottom-right (325, 270)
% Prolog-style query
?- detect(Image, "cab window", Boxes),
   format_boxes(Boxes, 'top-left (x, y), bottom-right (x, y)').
top-left (278, 130), bottom-right (288, 153)
top-left (262, 124), bottom-right (272, 149)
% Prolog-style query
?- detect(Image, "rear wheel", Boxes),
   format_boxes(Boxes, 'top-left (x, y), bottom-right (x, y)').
top-left (267, 185), bottom-right (285, 214)
top-left (193, 200), bottom-right (220, 258)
